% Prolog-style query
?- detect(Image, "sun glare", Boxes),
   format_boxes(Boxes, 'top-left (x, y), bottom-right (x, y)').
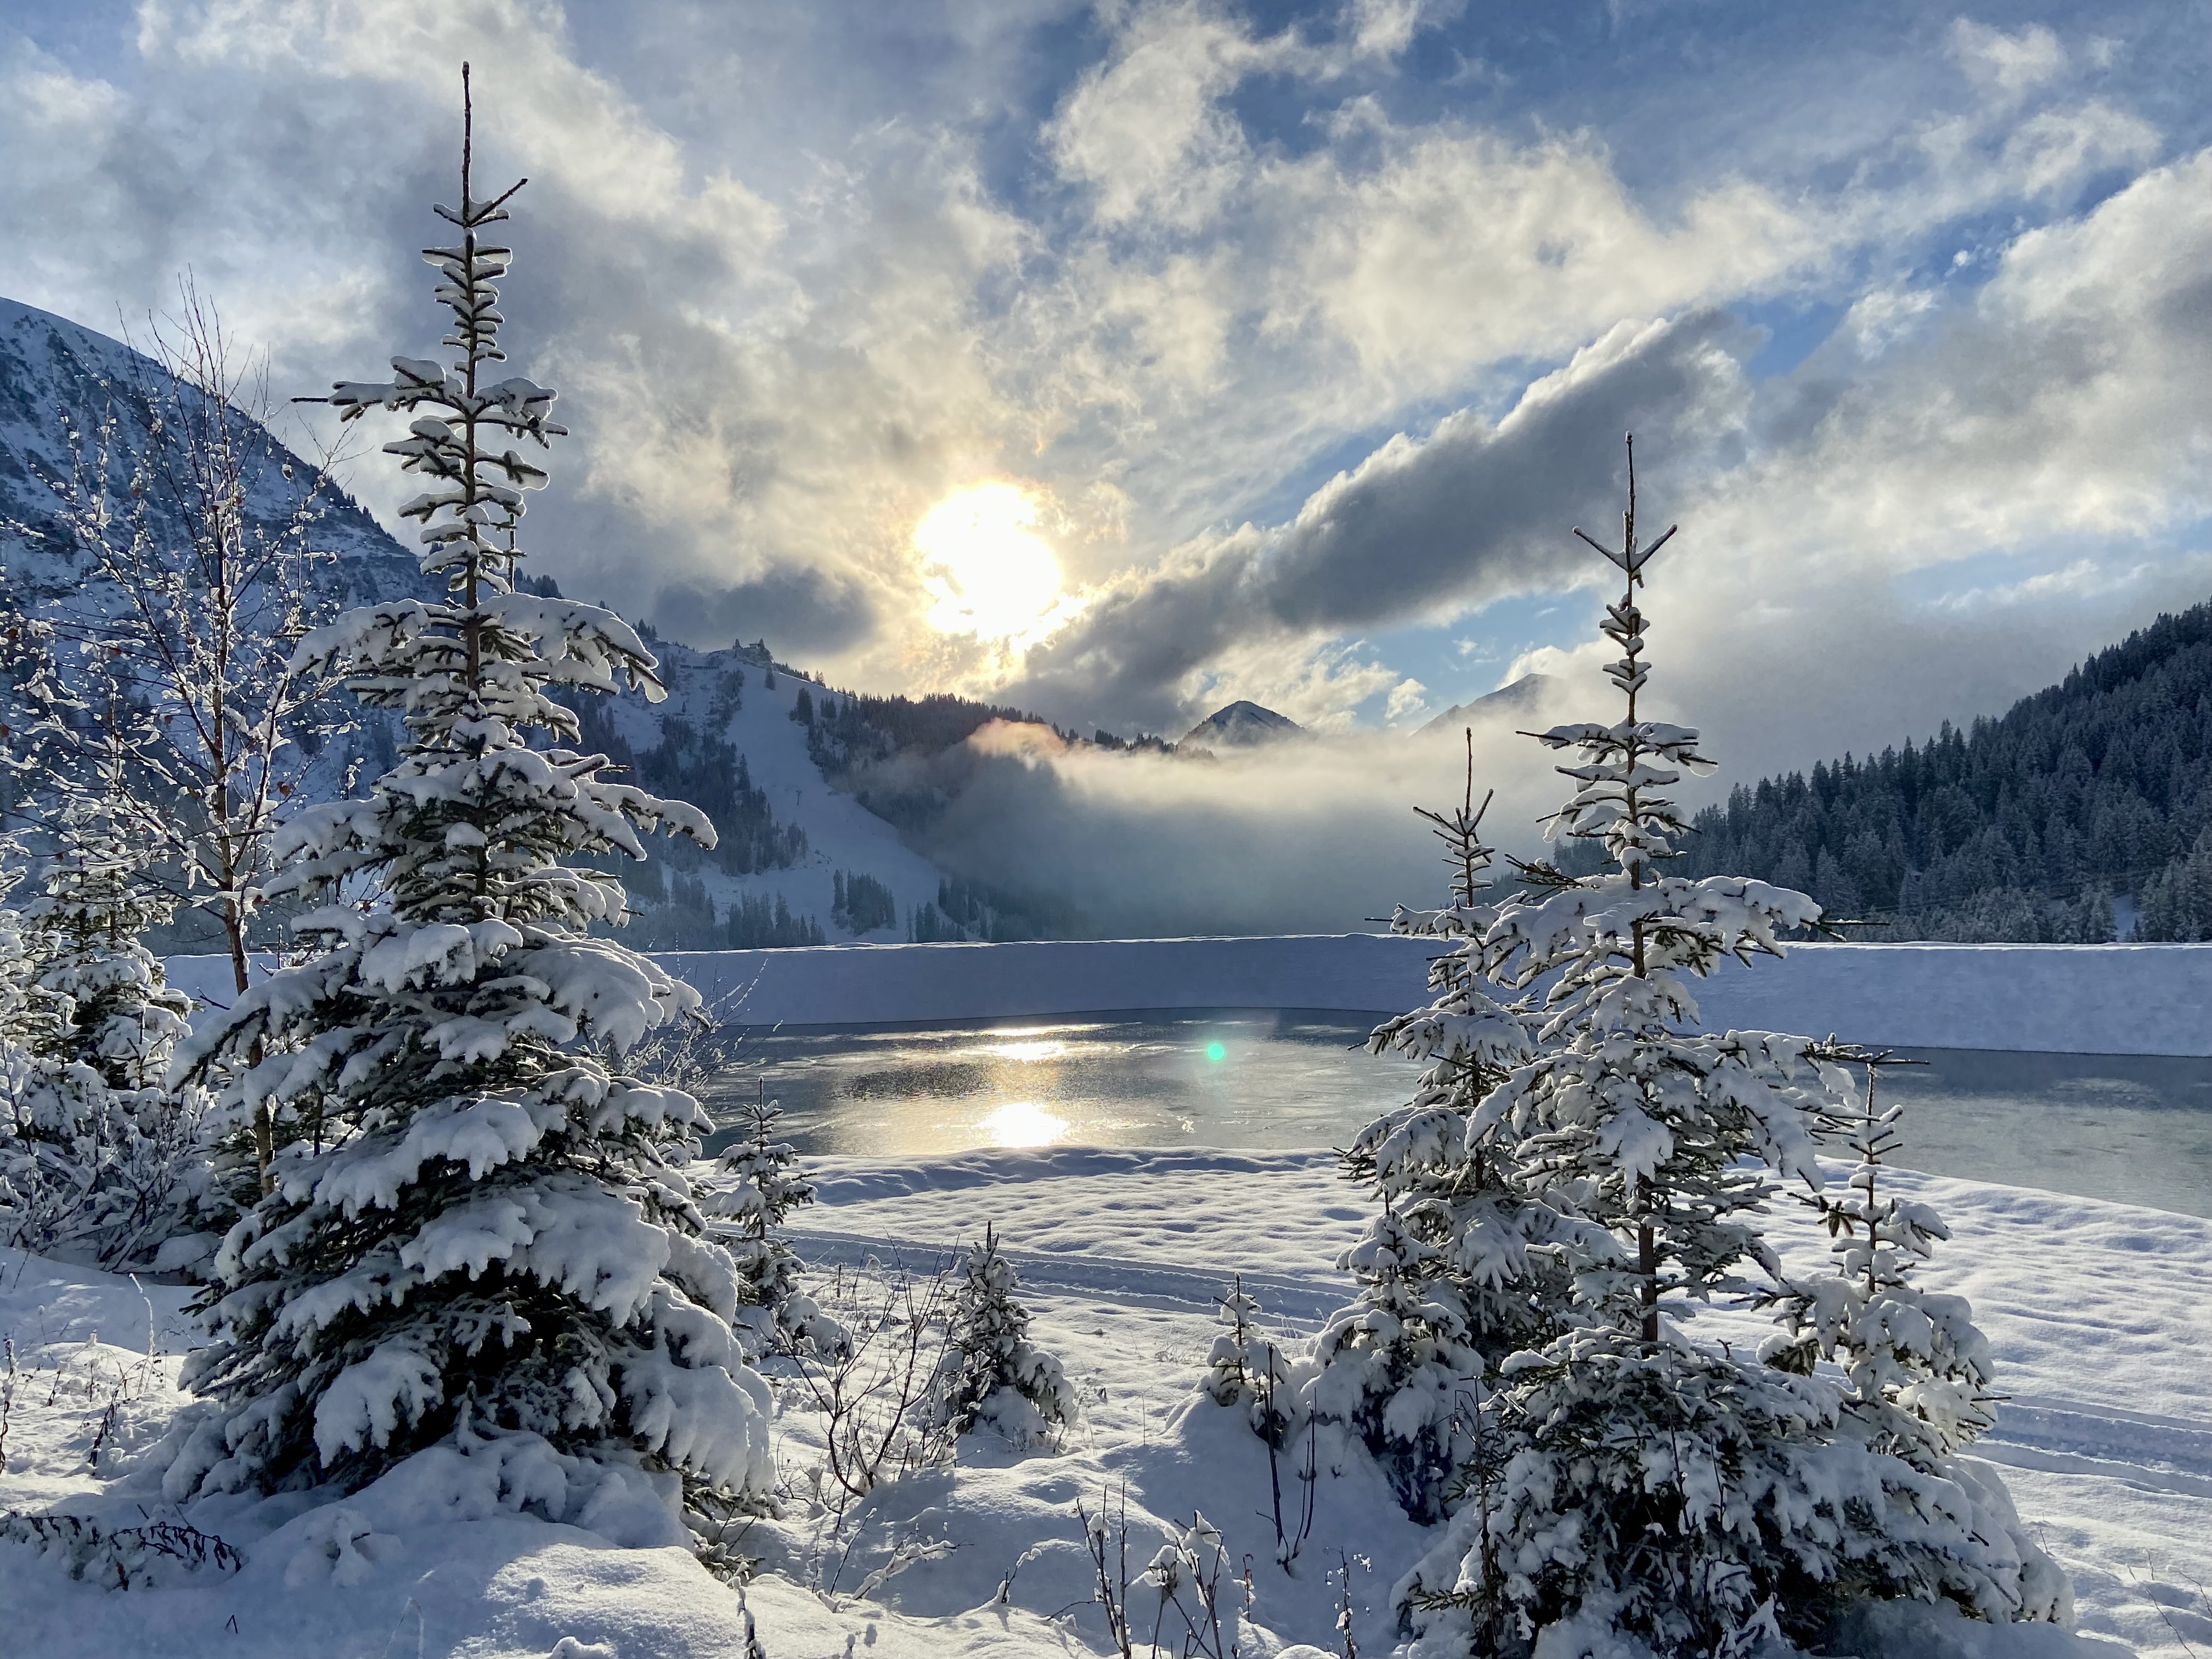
top-left (915, 482), bottom-right (1063, 640)
top-left (980, 1101), bottom-right (1068, 1148)
top-left (986, 1039), bottom-right (1068, 1063)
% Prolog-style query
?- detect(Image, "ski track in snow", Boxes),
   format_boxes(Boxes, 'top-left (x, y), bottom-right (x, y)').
top-left (793, 1142), bottom-right (2212, 1654)
top-left (784, 1227), bottom-right (2212, 1504)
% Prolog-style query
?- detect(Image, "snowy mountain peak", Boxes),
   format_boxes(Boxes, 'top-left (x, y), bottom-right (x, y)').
top-left (1181, 699), bottom-right (1302, 749)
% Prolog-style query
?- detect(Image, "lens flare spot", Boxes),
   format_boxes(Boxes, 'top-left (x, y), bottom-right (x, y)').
top-left (981, 1101), bottom-right (1067, 1147)
top-left (915, 482), bottom-right (1062, 641)
top-left (1205, 1041), bottom-right (1227, 1063)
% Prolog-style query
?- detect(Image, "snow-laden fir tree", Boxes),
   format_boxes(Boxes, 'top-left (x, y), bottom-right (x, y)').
top-left (1394, 439), bottom-right (2058, 1658)
top-left (1302, 732), bottom-right (1566, 1523)
top-left (1204, 1277), bottom-right (1295, 1444)
top-left (0, 636), bottom-right (205, 1266)
top-left (934, 1223), bottom-right (1076, 1448)
top-left (0, 782), bottom-right (204, 1265)
top-left (704, 1084), bottom-right (845, 1357)
top-left (1759, 1062), bottom-right (2070, 1623)
top-left (163, 74), bottom-right (774, 1515)
top-left (1759, 1062), bottom-right (1995, 1454)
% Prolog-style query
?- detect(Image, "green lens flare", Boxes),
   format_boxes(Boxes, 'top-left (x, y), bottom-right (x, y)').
top-left (1205, 1041), bottom-right (1227, 1063)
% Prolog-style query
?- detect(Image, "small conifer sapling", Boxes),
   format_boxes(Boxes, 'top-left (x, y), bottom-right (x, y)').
top-left (1306, 729), bottom-right (1561, 1523)
top-left (935, 1223), bottom-right (1076, 1448)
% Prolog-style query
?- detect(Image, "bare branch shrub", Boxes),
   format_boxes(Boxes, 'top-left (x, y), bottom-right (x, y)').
top-left (790, 1258), bottom-right (957, 1513)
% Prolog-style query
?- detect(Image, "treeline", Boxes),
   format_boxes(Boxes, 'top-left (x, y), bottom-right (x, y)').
top-left (1679, 597), bottom-right (2212, 940)
top-left (907, 875), bottom-right (1080, 944)
top-left (832, 869), bottom-right (897, 934)
top-left (806, 687), bottom-right (1054, 770)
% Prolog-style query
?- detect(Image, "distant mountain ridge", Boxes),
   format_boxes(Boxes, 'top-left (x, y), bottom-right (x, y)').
top-left (1417, 672), bottom-right (1554, 736)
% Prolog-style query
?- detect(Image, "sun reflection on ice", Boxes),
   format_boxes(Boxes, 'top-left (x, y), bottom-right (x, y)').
top-left (988, 1040), bottom-right (1068, 1063)
top-left (981, 1101), bottom-right (1068, 1147)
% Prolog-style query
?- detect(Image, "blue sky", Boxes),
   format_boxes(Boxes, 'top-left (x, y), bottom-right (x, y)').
top-left (4, 0), bottom-right (2211, 776)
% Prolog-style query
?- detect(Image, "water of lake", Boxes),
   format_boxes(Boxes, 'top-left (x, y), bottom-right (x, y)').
top-left (695, 1010), bottom-right (2212, 1220)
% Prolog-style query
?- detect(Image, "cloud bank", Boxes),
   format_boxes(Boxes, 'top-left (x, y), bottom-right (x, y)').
top-left (4, 0), bottom-right (2211, 918)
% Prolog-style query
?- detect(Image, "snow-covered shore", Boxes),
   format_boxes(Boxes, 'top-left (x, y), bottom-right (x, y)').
top-left (166, 937), bottom-right (2212, 1055)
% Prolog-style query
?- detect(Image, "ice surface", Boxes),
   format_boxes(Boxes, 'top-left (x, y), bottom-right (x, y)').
top-left (171, 937), bottom-right (2212, 1053)
top-left (689, 1014), bottom-right (2212, 1218)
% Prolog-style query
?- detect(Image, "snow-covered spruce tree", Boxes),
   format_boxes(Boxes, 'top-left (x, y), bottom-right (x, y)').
top-left (0, 631), bottom-right (205, 1266)
top-left (934, 1224), bottom-right (1076, 1447)
top-left (1395, 439), bottom-right (2045, 1658)
top-left (1759, 1062), bottom-right (2070, 1626)
top-left (162, 75), bottom-right (773, 1516)
top-left (0, 779), bottom-right (205, 1266)
top-left (1302, 732), bottom-right (1564, 1524)
top-left (704, 1084), bottom-right (846, 1357)
top-left (1204, 1276), bottom-right (1296, 1445)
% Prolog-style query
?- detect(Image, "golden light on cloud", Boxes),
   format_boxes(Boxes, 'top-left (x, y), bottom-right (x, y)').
top-left (915, 482), bottom-right (1063, 640)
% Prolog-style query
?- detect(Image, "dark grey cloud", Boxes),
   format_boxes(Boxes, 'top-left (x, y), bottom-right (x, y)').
top-left (650, 566), bottom-right (878, 657)
top-left (1009, 310), bottom-right (1750, 730)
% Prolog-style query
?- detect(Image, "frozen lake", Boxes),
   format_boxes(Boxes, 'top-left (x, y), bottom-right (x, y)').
top-left (697, 1011), bottom-right (2212, 1220)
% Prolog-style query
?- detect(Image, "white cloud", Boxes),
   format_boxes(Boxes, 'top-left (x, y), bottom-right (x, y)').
top-left (1045, 1), bottom-right (1285, 231)
top-left (1384, 676), bottom-right (1430, 721)
top-left (1269, 131), bottom-right (1824, 392)
top-left (1843, 284), bottom-right (1940, 359)
top-left (1950, 19), bottom-right (2068, 100)
top-left (1927, 556), bottom-right (2167, 611)
top-left (1342, 0), bottom-right (1463, 61)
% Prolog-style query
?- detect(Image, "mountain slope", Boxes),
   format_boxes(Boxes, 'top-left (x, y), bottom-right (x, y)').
top-left (1682, 600), bottom-right (2212, 940)
top-left (2, 296), bottom-right (434, 826)
top-left (575, 639), bottom-right (958, 949)
top-left (0, 296), bottom-right (962, 950)
top-left (0, 298), bottom-right (428, 617)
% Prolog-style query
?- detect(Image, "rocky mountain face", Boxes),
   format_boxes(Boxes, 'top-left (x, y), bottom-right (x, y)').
top-left (0, 298), bottom-right (430, 619)
top-left (2, 297), bottom-right (433, 820)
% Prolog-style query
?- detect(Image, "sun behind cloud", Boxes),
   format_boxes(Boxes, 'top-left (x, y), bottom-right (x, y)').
top-left (915, 482), bottom-right (1063, 640)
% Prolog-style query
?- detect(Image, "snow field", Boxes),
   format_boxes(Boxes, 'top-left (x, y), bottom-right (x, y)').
top-left (5, 1142), bottom-right (2210, 1656)
top-left (794, 1148), bottom-right (2212, 1658)
top-left (599, 646), bottom-right (948, 943)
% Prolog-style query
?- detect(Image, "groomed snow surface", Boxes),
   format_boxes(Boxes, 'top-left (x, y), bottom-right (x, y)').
top-left (2, 1147), bottom-right (2207, 1658)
